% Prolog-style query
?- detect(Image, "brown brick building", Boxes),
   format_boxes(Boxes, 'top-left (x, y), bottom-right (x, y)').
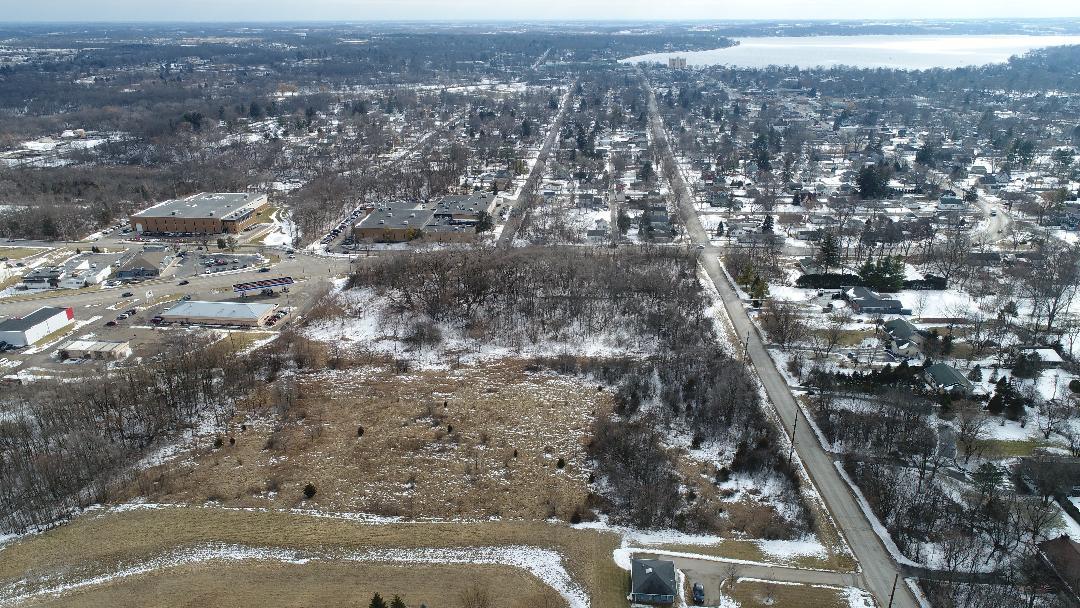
top-left (131, 193), bottom-right (269, 235)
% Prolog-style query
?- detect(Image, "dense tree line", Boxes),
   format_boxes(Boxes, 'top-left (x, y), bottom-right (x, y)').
top-left (0, 335), bottom-right (266, 534)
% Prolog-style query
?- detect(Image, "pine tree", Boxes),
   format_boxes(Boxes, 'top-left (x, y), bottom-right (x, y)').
top-left (761, 214), bottom-right (774, 234)
top-left (369, 593), bottom-right (388, 608)
top-left (858, 257), bottom-right (878, 287)
top-left (389, 595), bottom-right (407, 608)
top-left (816, 232), bottom-right (840, 274)
top-left (750, 276), bottom-right (769, 300)
top-left (987, 378), bottom-right (1007, 416)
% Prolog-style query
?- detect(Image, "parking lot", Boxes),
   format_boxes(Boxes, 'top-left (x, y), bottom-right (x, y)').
top-left (0, 252), bottom-right (348, 380)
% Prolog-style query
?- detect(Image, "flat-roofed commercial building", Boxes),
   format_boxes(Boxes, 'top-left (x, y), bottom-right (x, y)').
top-left (353, 205), bottom-right (435, 242)
top-left (59, 339), bottom-right (132, 360)
top-left (131, 193), bottom-right (269, 235)
top-left (160, 300), bottom-right (276, 327)
top-left (0, 306), bottom-right (74, 347)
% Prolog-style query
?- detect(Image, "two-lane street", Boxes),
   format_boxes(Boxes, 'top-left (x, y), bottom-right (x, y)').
top-left (644, 73), bottom-right (919, 608)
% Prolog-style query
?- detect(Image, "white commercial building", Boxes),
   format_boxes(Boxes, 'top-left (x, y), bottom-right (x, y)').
top-left (160, 300), bottom-right (277, 327)
top-left (0, 306), bottom-right (75, 347)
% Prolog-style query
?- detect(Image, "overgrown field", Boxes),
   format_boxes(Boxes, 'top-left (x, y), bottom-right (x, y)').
top-left (126, 359), bottom-right (607, 522)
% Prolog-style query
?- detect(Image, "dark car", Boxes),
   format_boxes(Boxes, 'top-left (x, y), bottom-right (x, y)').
top-left (105, 320), bottom-right (118, 327)
top-left (692, 583), bottom-right (705, 605)
top-left (121, 292), bottom-right (134, 298)
top-left (178, 280), bottom-right (190, 286)
top-left (259, 267), bottom-right (271, 273)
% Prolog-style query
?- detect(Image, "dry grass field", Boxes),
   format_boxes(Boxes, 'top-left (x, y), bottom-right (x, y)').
top-left (124, 360), bottom-right (606, 522)
top-left (728, 579), bottom-right (862, 608)
top-left (0, 506), bottom-right (625, 608)
top-left (24, 562), bottom-right (560, 608)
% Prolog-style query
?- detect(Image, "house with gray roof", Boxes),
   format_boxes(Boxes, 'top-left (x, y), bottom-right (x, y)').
top-left (629, 558), bottom-right (677, 605)
top-left (844, 286), bottom-right (909, 315)
top-left (924, 363), bottom-right (973, 396)
top-left (882, 318), bottom-right (925, 358)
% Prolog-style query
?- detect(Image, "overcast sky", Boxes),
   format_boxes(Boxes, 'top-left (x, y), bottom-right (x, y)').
top-left (4, 0), bottom-right (1079, 22)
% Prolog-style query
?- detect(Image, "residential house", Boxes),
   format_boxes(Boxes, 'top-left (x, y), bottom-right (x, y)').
top-left (843, 286), bottom-right (909, 315)
top-left (1038, 535), bottom-right (1080, 603)
top-left (586, 219), bottom-right (610, 243)
top-left (882, 318), bottom-right (924, 358)
top-left (924, 363), bottom-right (974, 396)
top-left (629, 559), bottom-right (677, 606)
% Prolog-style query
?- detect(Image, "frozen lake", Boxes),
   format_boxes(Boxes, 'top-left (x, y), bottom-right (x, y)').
top-left (621, 35), bottom-right (1080, 70)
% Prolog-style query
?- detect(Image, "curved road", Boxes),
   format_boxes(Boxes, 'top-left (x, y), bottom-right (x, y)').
top-left (644, 75), bottom-right (918, 608)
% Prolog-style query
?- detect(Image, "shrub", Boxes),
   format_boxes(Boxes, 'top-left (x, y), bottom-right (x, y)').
top-left (303, 483), bottom-right (317, 499)
top-left (795, 273), bottom-right (863, 289)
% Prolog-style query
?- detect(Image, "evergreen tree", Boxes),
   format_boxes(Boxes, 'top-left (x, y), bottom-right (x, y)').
top-left (987, 378), bottom-right (1008, 416)
top-left (816, 232), bottom-right (840, 274)
top-left (973, 462), bottom-right (1004, 498)
top-left (749, 276), bottom-right (769, 300)
top-left (389, 596), bottom-right (407, 608)
top-left (474, 211), bottom-right (493, 233)
top-left (856, 164), bottom-right (891, 199)
top-left (761, 215), bottom-right (774, 234)
top-left (369, 593), bottom-right (388, 608)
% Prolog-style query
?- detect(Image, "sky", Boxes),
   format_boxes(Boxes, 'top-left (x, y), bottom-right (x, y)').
top-left (3, 0), bottom-right (1080, 22)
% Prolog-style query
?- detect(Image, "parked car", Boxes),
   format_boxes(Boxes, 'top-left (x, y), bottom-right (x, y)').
top-left (150, 316), bottom-right (163, 324)
top-left (105, 320), bottom-right (118, 327)
top-left (116, 314), bottom-right (128, 320)
top-left (121, 292), bottom-right (134, 298)
top-left (178, 280), bottom-right (190, 286)
top-left (692, 583), bottom-right (705, 605)
top-left (259, 267), bottom-right (271, 273)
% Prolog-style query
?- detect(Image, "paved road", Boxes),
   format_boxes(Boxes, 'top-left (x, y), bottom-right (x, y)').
top-left (974, 197), bottom-right (1012, 244)
top-left (636, 552), bottom-right (864, 604)
top-left (643, 75), bottom-right (917, 608)
top-left (497, 84), bottom-right (574, 248)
